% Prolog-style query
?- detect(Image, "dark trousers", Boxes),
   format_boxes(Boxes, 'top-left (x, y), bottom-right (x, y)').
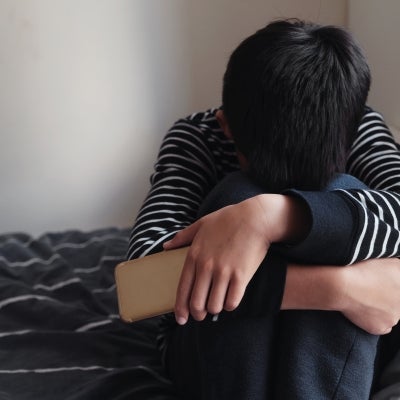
top-left (165, 172), bottom-right (380, 399)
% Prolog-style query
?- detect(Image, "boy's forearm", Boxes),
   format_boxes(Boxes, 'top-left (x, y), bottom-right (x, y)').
top-left (256, 194), bottom-right (346, 311)
top-left (282, 258), bottom-right (400, 335)
top-left (165, 193), bottom-right (313, 324)
top-left (282, 264), bottom-right (343, 311)
top-left (258, 192), bottom-right (400, 335)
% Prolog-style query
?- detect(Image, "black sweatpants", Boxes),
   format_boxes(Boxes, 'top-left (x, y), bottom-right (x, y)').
top-left (165, 172), bottom-right (380, 399)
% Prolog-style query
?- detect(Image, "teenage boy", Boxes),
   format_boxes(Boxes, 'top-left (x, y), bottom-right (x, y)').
top-left (128, 20), bottom-right (400, 399)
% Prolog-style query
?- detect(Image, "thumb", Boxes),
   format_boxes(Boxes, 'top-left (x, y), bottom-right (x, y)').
top-left (163, 221), bottom-right (199, 250)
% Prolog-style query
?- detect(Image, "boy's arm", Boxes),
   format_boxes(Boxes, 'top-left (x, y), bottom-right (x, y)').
top-left (282, 257), bottom-right (400, 335)
top-left (284, 107), bottom-right (400, 265)
top-left (127, 114), bottom-right (217, 260)
top-left (166, 108), bottom-right (400, 325)
top-left (343, 107), bottom-right (400, 262)
top-left (128, 114), bottom-right (310, 323)
top-left (129, 109), bottom-right (400, 332)
top-left (347, 107), bottom-right (400, 192)
top-left (129, 108), bottom-right (399, 265)
top-left (165, 192), bottom-right (400, 334)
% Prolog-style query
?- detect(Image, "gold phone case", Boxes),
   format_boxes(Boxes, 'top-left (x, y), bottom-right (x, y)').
top-left (115, 247), bottom-right (189, 322)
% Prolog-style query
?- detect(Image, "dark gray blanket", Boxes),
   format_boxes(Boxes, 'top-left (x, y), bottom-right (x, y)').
top-left (0, 227), bottom-right (177, 400)
top-left (1, 227), bottom-right (398, 399)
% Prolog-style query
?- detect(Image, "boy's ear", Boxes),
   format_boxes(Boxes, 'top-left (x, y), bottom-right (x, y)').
top-left (216, 110), bottom-right (233, 140)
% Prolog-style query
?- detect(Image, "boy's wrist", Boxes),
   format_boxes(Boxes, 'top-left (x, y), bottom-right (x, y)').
top-left (282, 264), bottom-right (346, 311)
top-left (254, 194), bottom-right (311, 244)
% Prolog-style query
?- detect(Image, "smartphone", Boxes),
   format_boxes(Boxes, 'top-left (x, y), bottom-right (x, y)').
top-left (115, 247), bottom-right (189, 322)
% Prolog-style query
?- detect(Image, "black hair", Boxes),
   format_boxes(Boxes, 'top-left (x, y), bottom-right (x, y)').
top-left (222, 19), bottom-right (370, 191)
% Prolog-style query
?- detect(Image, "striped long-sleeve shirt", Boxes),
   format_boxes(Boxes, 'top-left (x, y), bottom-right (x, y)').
top-left (127, 107), bottom-right (400, 268)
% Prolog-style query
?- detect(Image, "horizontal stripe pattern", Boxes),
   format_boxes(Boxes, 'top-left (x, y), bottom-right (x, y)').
top-left (128, 107), bottom-right (400, 267)
top-left (127, 109), bottom-right (238, 260)
top-left (126, 106), bottom-right (400, 377)
top-left (340, 108), bottom-right (400, 263)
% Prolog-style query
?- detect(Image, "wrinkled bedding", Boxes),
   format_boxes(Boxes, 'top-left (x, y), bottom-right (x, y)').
top-left (1, 226), bottom-right (399, 399)
top-left (0, 227), bottom-right (177, 400)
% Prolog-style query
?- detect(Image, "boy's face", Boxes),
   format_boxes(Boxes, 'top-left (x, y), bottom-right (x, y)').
top-left (216, 109), bottom-right (248, 170)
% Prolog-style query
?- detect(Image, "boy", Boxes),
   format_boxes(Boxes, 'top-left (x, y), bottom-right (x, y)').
top-left (129, 20), bottom-right (400, 399)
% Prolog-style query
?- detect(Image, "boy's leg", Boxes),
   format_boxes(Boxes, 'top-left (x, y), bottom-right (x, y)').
top-left (274, 173), bottom-right (378, 399)
top-left (166, 311), bottom-right (278, 400)
top-left (274, 310), bottom-right (378, 399)
top-left (166, 172), bottom-right (379, 399)
top-left (165, 171), bottom-right (282, 400)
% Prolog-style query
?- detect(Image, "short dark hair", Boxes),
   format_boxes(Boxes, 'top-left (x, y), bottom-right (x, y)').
top-left (222, 19), bottom-right (370, 191)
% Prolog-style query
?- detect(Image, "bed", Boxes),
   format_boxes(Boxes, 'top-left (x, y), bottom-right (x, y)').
top-left (1, 226), bottom-right (399, 399)
top-left (0, 227), bottom-right (177, 399)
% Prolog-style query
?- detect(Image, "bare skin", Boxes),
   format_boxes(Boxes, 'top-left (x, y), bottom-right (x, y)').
top-left (164, 193), bottom-right (310, 323)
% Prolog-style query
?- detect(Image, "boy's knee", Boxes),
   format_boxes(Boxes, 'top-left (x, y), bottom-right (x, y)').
top-left (198, 171), bottom-right (266, 217)
top-left (325, 173), bottom-right (369, 191)
top-left (199, 173), bottom-right (368, 218)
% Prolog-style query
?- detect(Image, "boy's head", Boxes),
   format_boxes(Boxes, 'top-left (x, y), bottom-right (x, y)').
top-left (221, 19), bottom-right (370, 191)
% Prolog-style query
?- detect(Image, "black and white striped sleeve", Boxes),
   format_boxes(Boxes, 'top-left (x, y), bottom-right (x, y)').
top-left (347, 108), bottom-right (400, 192)
top-left (335, 108), bottom-right (400, 263)
top-left (283, 108), bottom-right (400, 265)
top-left (127, 119), bottom-right (217, 260)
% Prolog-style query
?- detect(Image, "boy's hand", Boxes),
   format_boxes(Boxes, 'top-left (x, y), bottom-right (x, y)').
top-left (164, 194), bottom-right (310, 325)
top-left (340, 257), bottom-right (400, 335)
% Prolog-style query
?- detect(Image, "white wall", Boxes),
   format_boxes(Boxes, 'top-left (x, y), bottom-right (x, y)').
top-left (348, 0), bottom-right (400, 140)
top-left (0, 0), bottom-right (346, 235)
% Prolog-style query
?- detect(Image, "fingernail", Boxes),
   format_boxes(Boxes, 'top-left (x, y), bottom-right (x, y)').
top-left (176, 316), bottom-right (187, 325)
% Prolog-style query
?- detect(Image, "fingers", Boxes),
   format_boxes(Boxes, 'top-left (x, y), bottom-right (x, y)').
top-left (167, 222), bottom-right (202, 324)
top-left (174, 256), bottom-right (196, 325)
top-left (175, 256), bottom-right (247, 325)
top-left (175, 255), bottom-right (227, 324)
top-left (164, 221), bottom-right (200, 250)
top-left (224, 276), bottom-right (246, 312)
top-left (207, 272), bottom-right (230, 315)
top-left (190, 261), bottom-right (213, 321)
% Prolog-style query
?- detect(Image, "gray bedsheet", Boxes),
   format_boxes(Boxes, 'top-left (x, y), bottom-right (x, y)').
top-left (1, 227), bottom-right (398, 399)
top-left (0, 227), bottom-right (177, 400)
